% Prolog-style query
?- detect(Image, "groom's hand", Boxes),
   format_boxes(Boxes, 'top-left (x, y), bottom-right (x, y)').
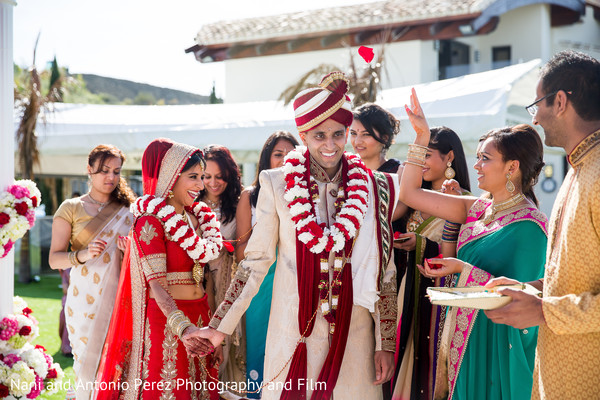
top-left (181, 326), bottom-right (215, 357)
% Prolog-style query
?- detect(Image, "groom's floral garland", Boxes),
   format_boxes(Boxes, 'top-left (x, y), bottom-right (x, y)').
top-left (283, 146), bottom-right (369, 327)
top-left (131, 195), bottom-right (223, 263)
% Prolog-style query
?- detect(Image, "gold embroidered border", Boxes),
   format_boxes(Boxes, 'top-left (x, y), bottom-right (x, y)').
top-left (373, 171), bottom-right (393, 280)
top-left (378, 277), bottom-right (398, 352)
top-left (568, 128), bottom-right (600, 165)
top-left (458, 201), bottom-right (548, 251)
top-left (141, 317), bottom-right (151, 383)
top-left (296, 96), bottom-right (347, 133)
top-left (209, 265), bottom-right (251, 329)
top-left (160, 323), bottom-right (178, 400)
top-left (156, 143), bottom-right (199, 198)
top-left (141, 253), bottom-right (167, 282)
top-left (166, 272), bottom-right (195, 286)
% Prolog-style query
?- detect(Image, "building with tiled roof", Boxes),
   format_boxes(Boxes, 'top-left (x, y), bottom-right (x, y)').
top-left (187, 0), bottom-right (600, 103)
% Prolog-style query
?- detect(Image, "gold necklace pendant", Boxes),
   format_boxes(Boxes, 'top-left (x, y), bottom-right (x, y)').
top-left (87, 192), bottom-right (110, 212)
top-left (483, 193), bottom-right (525, 225)
top-left (193, 261), bottom-right (204, 286)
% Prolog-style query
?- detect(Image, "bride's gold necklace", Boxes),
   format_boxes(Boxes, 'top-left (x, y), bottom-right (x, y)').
top-left (483, 192), bottom-right (525, 225)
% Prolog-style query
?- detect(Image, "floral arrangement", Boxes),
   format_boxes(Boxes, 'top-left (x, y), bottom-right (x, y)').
top-left (131, 196), bottom-right (223, 263)
top-left (283, 146), bottom-right (369, 254)
top-left (0, 297), bottom-right (64, 399)
top-left (283, 146), bottom-right (369, 327)
top-left (0, 180), bottom-right (41, 259)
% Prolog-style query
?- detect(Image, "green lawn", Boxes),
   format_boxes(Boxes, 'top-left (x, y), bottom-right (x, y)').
top-left (14, 275), bottom-right (75, 400)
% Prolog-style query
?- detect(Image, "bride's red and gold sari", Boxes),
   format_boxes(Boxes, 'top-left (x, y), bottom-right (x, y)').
top-left (95, 139), bottom-right (222, 400)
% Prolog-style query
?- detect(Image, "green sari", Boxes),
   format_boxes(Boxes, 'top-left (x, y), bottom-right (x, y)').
top-left (434, 198), bottom-right (548, 400)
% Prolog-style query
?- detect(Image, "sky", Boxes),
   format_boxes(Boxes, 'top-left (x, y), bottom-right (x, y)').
top-left (13, 0), bottom-right (378, 98)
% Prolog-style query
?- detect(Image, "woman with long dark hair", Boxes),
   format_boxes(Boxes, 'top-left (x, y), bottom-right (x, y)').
top-left (391, 126), bottom-right (471, 400)
top-left (400, 90), bottom-right (548, 400)
top-left (199, 144), bottom-right (244, 389)
top-left (49, 144), bottom-right (136, 399)
top-left (235, 130), bottom-right (299, 397)
top-left (95, 138), bottom-right (222, 400)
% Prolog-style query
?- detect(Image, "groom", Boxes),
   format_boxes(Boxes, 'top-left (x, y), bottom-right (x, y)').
top-left (189, 72), bottom-right (399, 399)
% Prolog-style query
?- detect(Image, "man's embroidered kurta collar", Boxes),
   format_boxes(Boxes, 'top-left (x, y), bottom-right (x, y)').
top-left (568, 128), bottom-right (600, 166)
top-left (309, 155), bottom-right (343, 184)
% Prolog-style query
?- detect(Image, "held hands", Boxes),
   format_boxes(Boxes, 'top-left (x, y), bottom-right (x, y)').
top-left (181, 326), bottom-right (216, 357)
top-left (405, 88), bottom-right (430, 139)
top-left (484, 277), bottom-right (546, 329)
top-left (182, 326), bottom-right (226, 358)
top-left (417, 257), bottom-right (464, 278)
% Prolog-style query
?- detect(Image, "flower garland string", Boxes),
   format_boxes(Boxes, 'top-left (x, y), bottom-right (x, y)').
top-left (132, 195), bottom-right (223, 267)
top-left (283, 146), bottom-right (369, 328)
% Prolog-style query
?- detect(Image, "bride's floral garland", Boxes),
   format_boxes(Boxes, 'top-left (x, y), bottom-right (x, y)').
top-left (131, 195), bottom-right (223, 263)
top-left (283, 146), bottom-right (369, 327)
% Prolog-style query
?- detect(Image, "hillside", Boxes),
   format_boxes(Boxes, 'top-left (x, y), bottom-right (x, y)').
top-left (78, 74), bottom-right (210, 105)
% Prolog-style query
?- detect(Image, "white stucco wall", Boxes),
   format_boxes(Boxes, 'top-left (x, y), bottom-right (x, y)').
top-left (221, 3), bottom-right (599, 103)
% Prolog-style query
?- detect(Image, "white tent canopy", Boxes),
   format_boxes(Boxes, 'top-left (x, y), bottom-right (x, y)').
top-left (20, 59), bottom-right (545, 175)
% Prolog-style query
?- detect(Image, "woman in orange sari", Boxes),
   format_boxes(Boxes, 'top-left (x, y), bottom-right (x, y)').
top-left (96, 138), bottom-right (223, 400)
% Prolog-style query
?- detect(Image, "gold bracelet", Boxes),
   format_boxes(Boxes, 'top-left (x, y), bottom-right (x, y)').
top-left (74, 250), bottom-right (84, 265)
top-left (405, 160), bottom-right (426, 168)
top-left (408, 143), bottom-right (429, 151)
top-left (167, 310), bottom-right (194, 338)
top-left (68, 251), bottom-right (83, 267)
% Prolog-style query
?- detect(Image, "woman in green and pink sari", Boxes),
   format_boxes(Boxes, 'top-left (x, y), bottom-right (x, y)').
top-left (399, 89), bottom-right (548, 400)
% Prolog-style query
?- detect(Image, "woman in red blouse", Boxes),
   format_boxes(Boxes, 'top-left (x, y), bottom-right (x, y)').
top-left (96, 138), bottom-right (224, 400)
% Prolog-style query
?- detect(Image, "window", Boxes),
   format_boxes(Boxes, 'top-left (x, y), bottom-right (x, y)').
top-left (492, 46), bottom-right (511, 69)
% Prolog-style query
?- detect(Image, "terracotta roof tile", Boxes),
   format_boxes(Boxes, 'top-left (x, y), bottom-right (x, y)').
top-left (194, 0), bottom-right (495, 46)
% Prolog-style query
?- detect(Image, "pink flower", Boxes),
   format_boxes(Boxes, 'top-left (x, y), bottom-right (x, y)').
top-left (8, 184), bottom-right (30, 199)
top-left (26, 209), bottom-right (36, 226)
top-left (47, 368), bottom-right (58, 379)
top-left (1, 240), bottom-right (14, 258)
top-left (2, 353), bottom-right (21, 367)
top-left (26, 374), bottom-right (43, 398)
top-left (0, 316), bottom-right (18, 340)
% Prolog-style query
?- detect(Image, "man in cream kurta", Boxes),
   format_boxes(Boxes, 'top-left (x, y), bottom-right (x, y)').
top-left (485, 50), bottom-right (600, 399)
top-left (192, 72), bottom-right (398, 399)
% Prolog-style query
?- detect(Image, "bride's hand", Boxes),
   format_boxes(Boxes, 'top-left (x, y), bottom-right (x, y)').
top-left (405, 88), bottom-right (430, 140)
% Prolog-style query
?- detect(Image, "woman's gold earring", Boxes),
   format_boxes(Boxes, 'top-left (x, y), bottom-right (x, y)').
top-left (506, 173), bottom-right (515, 193)
top-left (167, 190), bottom-right (174, 199)
top-left (444, 162), bottom-right (456, 179)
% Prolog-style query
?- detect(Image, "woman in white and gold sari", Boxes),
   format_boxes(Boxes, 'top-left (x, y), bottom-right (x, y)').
top-left (49, 144), bottom-right (136, 400)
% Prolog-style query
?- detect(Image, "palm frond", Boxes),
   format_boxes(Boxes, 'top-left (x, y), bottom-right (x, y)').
top-left (278, 63), bottom-right (341, 106)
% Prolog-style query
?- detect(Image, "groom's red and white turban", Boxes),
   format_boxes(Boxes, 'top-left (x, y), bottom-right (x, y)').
top-left (292, 72), bottom-right (353, 133)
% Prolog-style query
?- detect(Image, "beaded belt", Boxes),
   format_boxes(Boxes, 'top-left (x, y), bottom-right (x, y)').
top-left (166, 272), bottom-right (195, 286)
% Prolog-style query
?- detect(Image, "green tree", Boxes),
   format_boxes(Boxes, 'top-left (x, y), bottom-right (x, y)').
top-left (13, 35), bottom-right (64, 283)
top-left (133, 91), bottom-right (156, 105)
top-left (279, 36), bottom-right (389, 107)
top-left (209, 81), bottom-right (222, 104)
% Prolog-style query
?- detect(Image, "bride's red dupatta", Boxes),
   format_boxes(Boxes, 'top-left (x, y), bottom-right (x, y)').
top-left (95, 238), bottom-right (134, 399)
